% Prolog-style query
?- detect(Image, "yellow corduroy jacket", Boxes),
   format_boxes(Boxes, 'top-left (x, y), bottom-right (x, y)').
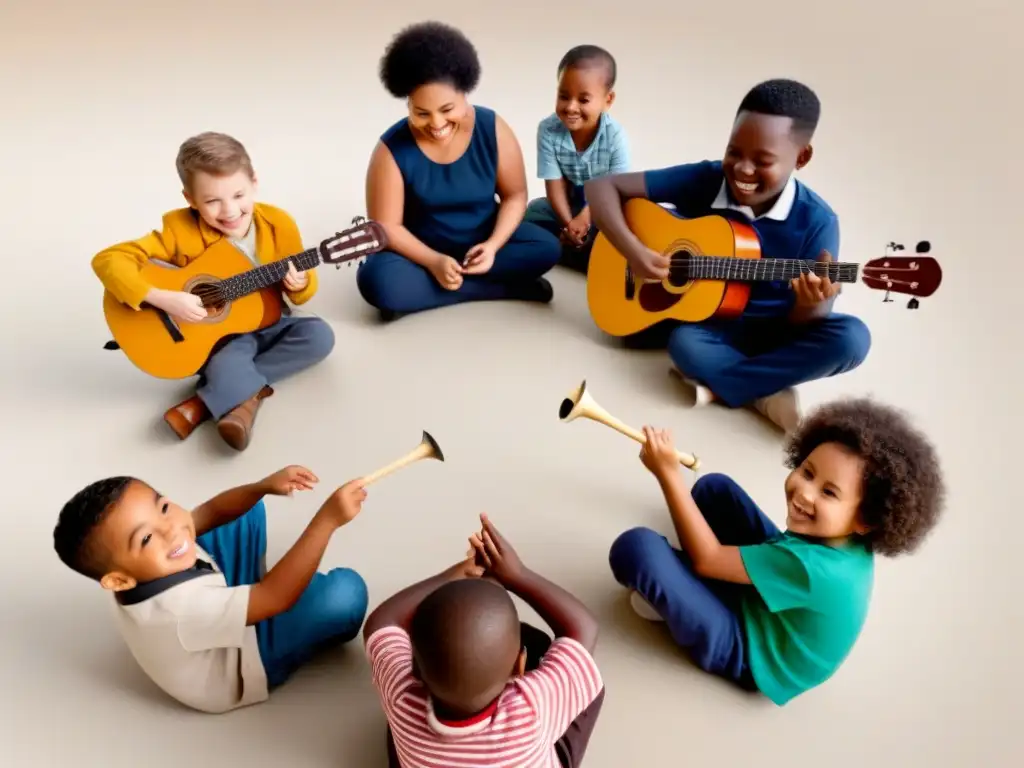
top-left (92, 202), bottom-right (319, 311)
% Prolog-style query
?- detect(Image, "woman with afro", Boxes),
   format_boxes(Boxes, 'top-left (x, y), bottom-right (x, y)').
top-left (357, 21), bottom-right (561, 319)
top-left (608, 397), bottom-right (945, 706)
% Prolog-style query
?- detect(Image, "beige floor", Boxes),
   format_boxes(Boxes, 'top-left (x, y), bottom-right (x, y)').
top-left (2, 0), bottom-right (1020, 765)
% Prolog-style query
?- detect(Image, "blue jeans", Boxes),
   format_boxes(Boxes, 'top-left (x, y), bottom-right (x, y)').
top-left (608, 473), bottom-right (781, 688)
top-left (355, 221), bottom-right (560, 315)
top-left (664, 314), bottom-right (871, 406)
top-left (524, 184), bottom-right (595, 274)
top-left (197, 316), bottom-right (336, 419)
top-left (197, 500), bottom-right (368, 688)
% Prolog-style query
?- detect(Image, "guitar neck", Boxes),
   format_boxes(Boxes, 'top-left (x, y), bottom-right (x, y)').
top-left (218, 247), bottom-right (321, 301)
top-left (688, 256), bottom-right (860, 283)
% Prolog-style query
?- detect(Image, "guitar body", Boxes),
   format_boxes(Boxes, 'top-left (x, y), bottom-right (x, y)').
top-left (587, 199), bottom-right (762, 337)
top-left (103, 240), bottom-right (284, 379)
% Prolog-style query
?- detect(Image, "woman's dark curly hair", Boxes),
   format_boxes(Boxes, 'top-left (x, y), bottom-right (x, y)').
top-left (784, 397), bottom-right (945, 557)
top-left (379, 21), bottom-right (481, 99)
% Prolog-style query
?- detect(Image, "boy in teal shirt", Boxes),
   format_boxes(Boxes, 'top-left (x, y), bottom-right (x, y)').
top-left (608, 398), bottom-right (945, 704)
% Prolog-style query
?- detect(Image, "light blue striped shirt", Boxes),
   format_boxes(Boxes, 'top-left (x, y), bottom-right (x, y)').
top-left (535, 112), bottom-right (631, 186)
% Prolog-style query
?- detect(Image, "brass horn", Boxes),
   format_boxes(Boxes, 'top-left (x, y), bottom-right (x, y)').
top-left (361, 430), bottom-right (445, 486)
top-left (559, 380), bottom-right (701, 470)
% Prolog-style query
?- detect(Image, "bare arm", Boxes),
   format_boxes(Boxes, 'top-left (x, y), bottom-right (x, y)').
top-left (486, 115), bottom-right (529, 250)
top-left (544, 179), bottom-right (574, 227)
top-left (583, 172), bottom-right (650, 259)
top-left (362, 561), bottom-right (474, 640)
top-left (473, 514), bottom-right (599, 653)
top-left (366, 141), bottom-right (448, 269)
top-left (506, 568), bottom-right (599, 653)
top-left (245, 481), bottom-right (364, 625)
top-left (192, 482), bottom-right (269, 537)
top-left (657, 471), bottom-right (752, 584)
top-left (245, 516), bottom-right (336, 624)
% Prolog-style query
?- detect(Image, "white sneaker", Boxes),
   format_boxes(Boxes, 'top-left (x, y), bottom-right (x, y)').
top-left (669, 366), bottom-right (714, 406)
top-left (752, 388), bottom-right (801, 433)
top-left (629, 591), bottom-right (664, 622)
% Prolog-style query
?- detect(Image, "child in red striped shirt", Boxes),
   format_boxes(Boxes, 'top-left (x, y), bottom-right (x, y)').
top-left (363, 513), bottom-right (605, 767)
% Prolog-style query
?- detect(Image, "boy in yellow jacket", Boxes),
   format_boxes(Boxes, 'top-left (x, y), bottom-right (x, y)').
top-left (93, 132), bottom-right (335, 451)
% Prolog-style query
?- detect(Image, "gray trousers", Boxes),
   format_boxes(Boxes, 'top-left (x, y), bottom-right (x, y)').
top-left (195, 315), bottom-right (335, 419)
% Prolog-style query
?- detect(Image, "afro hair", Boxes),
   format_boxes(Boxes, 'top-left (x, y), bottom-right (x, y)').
top-left (785, 397), bottom-right (945, 557)
top-left (379, 21), bottom-right (481, 99)
top-left (737, 78), bottom-right (821, 139)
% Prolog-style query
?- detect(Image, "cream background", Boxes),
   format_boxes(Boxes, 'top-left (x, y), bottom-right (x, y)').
top-left (1, 0), bottom-right (1019, 765)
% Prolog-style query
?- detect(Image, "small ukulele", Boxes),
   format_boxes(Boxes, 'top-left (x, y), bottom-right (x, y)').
top-left (586, 198), bottom-right (943, 336)
top-left (103, 216), bottom-right (387, 379)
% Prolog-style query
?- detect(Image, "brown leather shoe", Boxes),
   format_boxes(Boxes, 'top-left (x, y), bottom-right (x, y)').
top-left (164, 395), bottom-right (211, 440)
top-left (216, 386), bottom-right (273, 451)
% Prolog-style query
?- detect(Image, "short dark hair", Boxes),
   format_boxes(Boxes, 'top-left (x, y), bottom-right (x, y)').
top-left (737, 78), bottom-right (821, 140)
top-left (378, 21), bottom-right (481, 99)
top-left (410, 579), bottom-right (520, 704)
top-left (558, 44), bottom-right (617, 89)
top-left (785, 398), bottom-right (945, 557)
top-left (53, 476), bottom-right (137, 579)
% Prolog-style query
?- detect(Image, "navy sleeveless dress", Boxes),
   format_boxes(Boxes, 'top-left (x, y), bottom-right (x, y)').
top-left (356, 105), bottom-right (560, 316)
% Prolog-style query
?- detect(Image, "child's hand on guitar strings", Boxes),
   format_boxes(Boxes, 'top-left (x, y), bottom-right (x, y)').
top-left (791, 250), bottom-right (840, 307)
top-left (631, 246), bottom-right (671, 281)
top-left (282, 262), bottom-right (309, 292)
top-left (149, 289), bottom-right (208, 323)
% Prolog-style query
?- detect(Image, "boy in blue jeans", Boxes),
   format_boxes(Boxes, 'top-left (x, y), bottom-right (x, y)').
top-left (608, 398), bottom-right (945, 705)
top-left (525, 45), bottom-right (631, 273)
top-left (586, 79), bottom-right (870, 431)
top-left (52, 466), bottom-right (369, 713)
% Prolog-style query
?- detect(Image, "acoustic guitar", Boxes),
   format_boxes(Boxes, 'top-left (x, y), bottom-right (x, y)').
top-left (586, 199), bottom-right (943, 337)
top-left (103, 216), bottom-right (387, 379)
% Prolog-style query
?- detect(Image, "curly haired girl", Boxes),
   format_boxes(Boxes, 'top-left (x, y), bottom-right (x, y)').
top-left (608, 397), bottom-right (945, 705)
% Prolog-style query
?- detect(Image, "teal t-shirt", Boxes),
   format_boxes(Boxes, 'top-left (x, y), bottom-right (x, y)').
top-left (739, 533), bottom-right (874, 706)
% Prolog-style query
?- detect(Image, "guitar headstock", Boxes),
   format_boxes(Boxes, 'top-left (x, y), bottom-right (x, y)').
top-left (862, 240), bottom-right (942, 309)
top-left (318, 216), bottom-right (389, 267)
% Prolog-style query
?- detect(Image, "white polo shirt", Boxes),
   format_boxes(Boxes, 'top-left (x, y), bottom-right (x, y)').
top-left (112, 545), bottom-right (268, 714)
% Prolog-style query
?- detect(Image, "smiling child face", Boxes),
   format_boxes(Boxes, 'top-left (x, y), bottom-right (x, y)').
top-left (722, 111), bottom-right (812, 216)
top-left (783, 442), bottom-right (868, 542)
top-left (184, 168), bottom-right (257, 236)
top-left (95, 480), bottom-right (198, 592)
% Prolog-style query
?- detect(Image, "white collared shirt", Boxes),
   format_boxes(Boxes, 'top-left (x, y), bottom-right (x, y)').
top-left (711, 174), bottom-right (797, 221)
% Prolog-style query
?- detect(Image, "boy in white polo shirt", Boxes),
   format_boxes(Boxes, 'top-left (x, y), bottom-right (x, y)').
top-left (524, 44), bottom-right (631, 273)
top-left (53, 465), bottom-right (369, 714)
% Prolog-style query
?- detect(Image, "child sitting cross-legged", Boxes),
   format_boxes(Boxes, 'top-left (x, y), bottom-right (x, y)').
top-left (52, 467), bottom-right (369, 713)
top-left (364, 513), bottom-right (605, 767)
top-left (608, 397), bottom-right (945, 705)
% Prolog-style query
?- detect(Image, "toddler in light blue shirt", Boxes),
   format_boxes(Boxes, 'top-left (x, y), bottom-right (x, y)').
top-left (525, 45), bottom-right (631, 273)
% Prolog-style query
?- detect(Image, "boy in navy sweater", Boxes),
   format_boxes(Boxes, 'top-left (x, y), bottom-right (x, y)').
top-left (586, 79), bottom-right (870, 432)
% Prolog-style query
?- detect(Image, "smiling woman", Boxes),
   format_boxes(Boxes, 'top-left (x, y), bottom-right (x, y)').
top-left (356, 21), bottom-right (561, 320)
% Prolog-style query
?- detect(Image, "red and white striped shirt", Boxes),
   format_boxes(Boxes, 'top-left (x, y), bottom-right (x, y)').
top-left (366, 626), bottom-right (603, 767)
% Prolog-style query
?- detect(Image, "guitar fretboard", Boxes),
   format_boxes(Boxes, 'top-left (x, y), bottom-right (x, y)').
top-left (687, 256), bottom-right (859, 283)
top-left (218, 248), bottom-right (321, 301)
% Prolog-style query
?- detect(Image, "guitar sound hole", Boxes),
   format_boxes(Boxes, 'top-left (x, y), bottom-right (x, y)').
top-left (189, 282), bottom-right (227, 316)
top-left (668, 250), bottom-right (692, 287)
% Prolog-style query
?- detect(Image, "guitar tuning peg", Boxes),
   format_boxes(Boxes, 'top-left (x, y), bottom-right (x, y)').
top-left (915, 240), bottom-right (931, 253)
top-left (882, 289), bottom-right (893, 303)
top-left (907, 298), bottom-right (919, 309)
